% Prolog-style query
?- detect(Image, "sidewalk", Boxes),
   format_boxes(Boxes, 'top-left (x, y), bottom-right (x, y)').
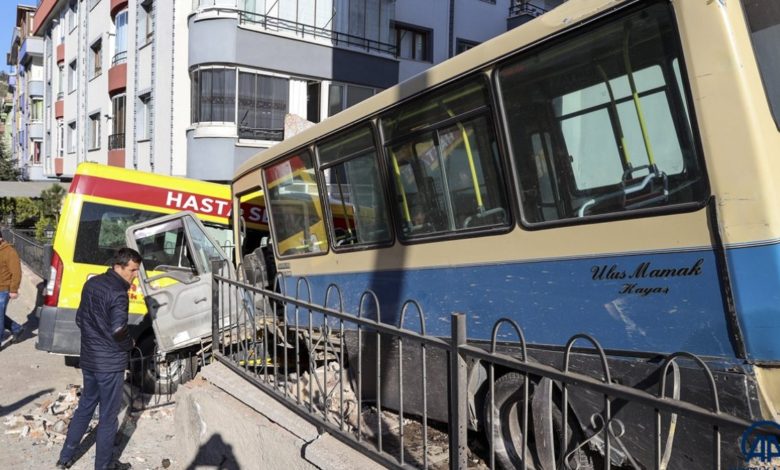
top-left (0, 263), bottom-right (385, 469)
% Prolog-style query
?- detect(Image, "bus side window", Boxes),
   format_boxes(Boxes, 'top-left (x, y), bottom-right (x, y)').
top-left (317, 125), bottom-right (393, 249)
top-left (498, 3), bottom-right (708, 224)
top-left (381, 77), bottom-right (510, 240)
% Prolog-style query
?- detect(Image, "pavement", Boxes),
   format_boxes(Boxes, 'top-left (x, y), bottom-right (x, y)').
top-left (0, 262), bottom-right (384, 470)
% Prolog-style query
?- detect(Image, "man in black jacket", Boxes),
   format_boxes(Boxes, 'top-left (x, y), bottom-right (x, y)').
top-left (57, 248), bottom-right (142, 470)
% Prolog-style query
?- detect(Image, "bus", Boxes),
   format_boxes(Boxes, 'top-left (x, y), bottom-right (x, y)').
top-left (128, 0), bottom-right (780, 466)
top-left (38, 162), bottom-right (268, 392)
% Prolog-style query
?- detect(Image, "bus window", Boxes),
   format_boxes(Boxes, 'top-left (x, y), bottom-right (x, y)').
top-left (263, 151), bottom-right (329, 257)
top-left (741, 0), bottom-right (780, 127)
top-left (381, 78), bottom-right (509, 240)
top-left (498, 2), bottom-right (708, 224)
top-left (317, 126), bottom-right (393, 248)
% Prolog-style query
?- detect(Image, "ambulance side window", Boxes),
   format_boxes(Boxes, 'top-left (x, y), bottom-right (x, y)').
top-left (74, 202), bottom-right (161, 266)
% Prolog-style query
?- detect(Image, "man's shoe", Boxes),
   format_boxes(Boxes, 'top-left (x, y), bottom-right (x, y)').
top-left (12, 325), bottom-right (25, 343)
top-left (55, 459), bottom-right (73, 469)
top-left (107, 461), bottom-right (132, 470)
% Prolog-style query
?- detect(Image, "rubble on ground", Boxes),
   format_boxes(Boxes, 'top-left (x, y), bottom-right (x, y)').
top-left (2, 383), bottom-right (175, 448)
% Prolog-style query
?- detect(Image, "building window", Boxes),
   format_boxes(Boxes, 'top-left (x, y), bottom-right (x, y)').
top-left (68, 60), bottom-right (77, 92)
top-left (58, 121), bottom-right (64, 157)
top-left (33, 141), bottom-right (41, 164)
top-left (67, 121), bottom-right (76, 153)
top-left (113, 10), bottom-right (128, 65)
top-left (31, 99), bottom-right (43, 122)
top-left (456, 38), bottom-right (480, 54)
top-left (138, 93), bottom-right (151, 140)
top-left (88, 113), bottom-right (101, 150)
top-left (190, 68), bottom-right (236, 124)
top-left (109, 95), bottom-right (125, 150)
top-left (391, 22), bottom-right (432, 62)
top-left (57, 65), bottom-right (64, 99)
top-left (327, 83), bottom-right (376, 117)
top-left (90, 39), bottom-right (102, 78)
top-left (237, 72), bottom-right (288, 140)
top-left (68, 0), bottom-right (77, 31)
top-left (142, 1), bottom-right (154, 41)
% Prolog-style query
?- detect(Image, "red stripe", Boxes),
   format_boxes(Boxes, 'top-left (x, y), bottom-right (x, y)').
top-left (69, 174), bottom-right (233, 218)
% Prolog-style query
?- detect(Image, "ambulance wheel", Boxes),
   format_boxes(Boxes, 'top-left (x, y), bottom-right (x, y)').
top-left (131, 336), bottom-right (197, 395)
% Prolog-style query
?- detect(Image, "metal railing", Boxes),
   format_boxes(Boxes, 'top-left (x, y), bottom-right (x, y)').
top-left (111, 50), bottom-right (127, 66)
top-left (212, 273), bottom-right (773, 469)
top-left (108, 133), bottom-right (125, 150)
top-left (508, 1), bottom-right (548, 18)
top-left (240, 10), bottom-right (397, 55)
top-left (1, 227), bottom-right (52, 280)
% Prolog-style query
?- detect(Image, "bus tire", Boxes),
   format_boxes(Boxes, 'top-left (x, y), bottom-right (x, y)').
top-left (131, 336), bottom-right (198, 395)
top-left (484, 373), bottom-right (595, 470)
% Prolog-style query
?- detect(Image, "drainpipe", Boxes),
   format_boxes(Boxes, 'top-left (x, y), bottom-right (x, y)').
top-left (448, 0), bottom-right (455, 58)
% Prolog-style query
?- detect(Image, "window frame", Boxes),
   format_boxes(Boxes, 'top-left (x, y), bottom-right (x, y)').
top-left (67, 120), bottom-right (76, 154)
top-left (90, 38), bottom-right (102, 78)
top-left (88, 112), bottom-right (101, 151)
top-left (190, 66), bottom-right (237, 125)
top-left (378, 75), bottom-right (514, 245)
top-left (68, 60), bottom-right (77, 93)
top-left (315, 122), bottom-right (396, 252)
top-left (493, 0), bottom-right (711, 231)
top-left (391, 21), bottom-right (433, 62)
top-left (236, 70), bottom-right (289, 141)
top-left (261, 146), bottom-right (331, 260)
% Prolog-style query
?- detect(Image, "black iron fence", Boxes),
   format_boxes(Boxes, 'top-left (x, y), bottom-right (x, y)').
top-left (112, 50), bottom-right (128, 66)
top-left (211, 274), bottom-right (774, 469)
top-left (1, 227), bottom-right (53, 281)
top-left (108, 133), bottom-right (126, 151)
top-left (239, 10), bottom-right (397, 55)
top-left (509, 1), bottom-right (548, 18)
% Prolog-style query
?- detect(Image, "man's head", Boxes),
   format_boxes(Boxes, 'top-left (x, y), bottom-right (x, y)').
top-left (112, 247), bottom-right (142, 284)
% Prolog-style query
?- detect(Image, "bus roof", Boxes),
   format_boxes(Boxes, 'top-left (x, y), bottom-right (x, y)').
top-left (232, 0), bottom-right (624, 182)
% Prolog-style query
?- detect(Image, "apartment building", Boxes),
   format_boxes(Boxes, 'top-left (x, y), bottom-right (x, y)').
top-left (7, 5), bottom-right (45, 181)
top-left (29, 0), bottom-right (559, 182)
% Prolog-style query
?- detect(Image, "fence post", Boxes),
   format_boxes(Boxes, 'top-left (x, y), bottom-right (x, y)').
top-left (449, 313), bottom-right (468, 469)
top-left (211, 260), bottom-right (221, 355)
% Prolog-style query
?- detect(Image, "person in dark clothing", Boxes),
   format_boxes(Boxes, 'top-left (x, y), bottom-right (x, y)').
top-left (57, 248), bottom-right (142, 470)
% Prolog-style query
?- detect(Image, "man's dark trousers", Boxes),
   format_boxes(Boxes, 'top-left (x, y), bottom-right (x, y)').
top-left (59, 369), bottom-right (125, 469)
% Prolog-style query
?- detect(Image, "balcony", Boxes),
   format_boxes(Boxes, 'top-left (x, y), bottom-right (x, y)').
top-left (55, 99), bottom-right (64, 119)
top-left (108, 62), bottom-right (127, 96)
top-left (112, 50), bottom-right (127, 66)
top-left (110, 0), bottom-right (128, 19)
top-left (507, 1), bottom-right (549, 29)
top-left (108, 133), bottom-right (125, 150)
top-left (19, 36), bottom-right (43, 65)
top-left (28, 80), bottom-right (44, 97)
top-left (56, 44), bottom-right (65, 64)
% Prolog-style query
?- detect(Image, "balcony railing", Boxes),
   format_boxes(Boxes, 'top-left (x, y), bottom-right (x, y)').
top-left (239, 11), bottom-right (397, 55)
top-left (56, 91), bottom-right (64, 100)
top-left (112, 50), bottom-right (127, 66)
top-left (238, 125), bottom-right (283, 141)
top-left (108, 133), bottom-right (125, 150)
top-left (508, 1), bottom-right (548, 18)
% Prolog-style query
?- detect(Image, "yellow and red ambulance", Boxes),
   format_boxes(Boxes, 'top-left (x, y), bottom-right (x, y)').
top-left (37, 162), bottom-right (268, 363)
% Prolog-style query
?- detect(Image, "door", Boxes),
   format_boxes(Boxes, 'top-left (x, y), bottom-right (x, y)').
top-left (126, 211), bottom-right (234, 353)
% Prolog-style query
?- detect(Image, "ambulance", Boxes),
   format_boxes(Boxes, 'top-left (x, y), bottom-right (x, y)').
top-left (37, 163), bottom-right (268, 391)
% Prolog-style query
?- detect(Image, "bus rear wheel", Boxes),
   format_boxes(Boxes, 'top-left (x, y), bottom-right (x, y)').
top-left (484, 373), bottom-right (595, 470)
top-left (131, 336), bottom-right (197, 395)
